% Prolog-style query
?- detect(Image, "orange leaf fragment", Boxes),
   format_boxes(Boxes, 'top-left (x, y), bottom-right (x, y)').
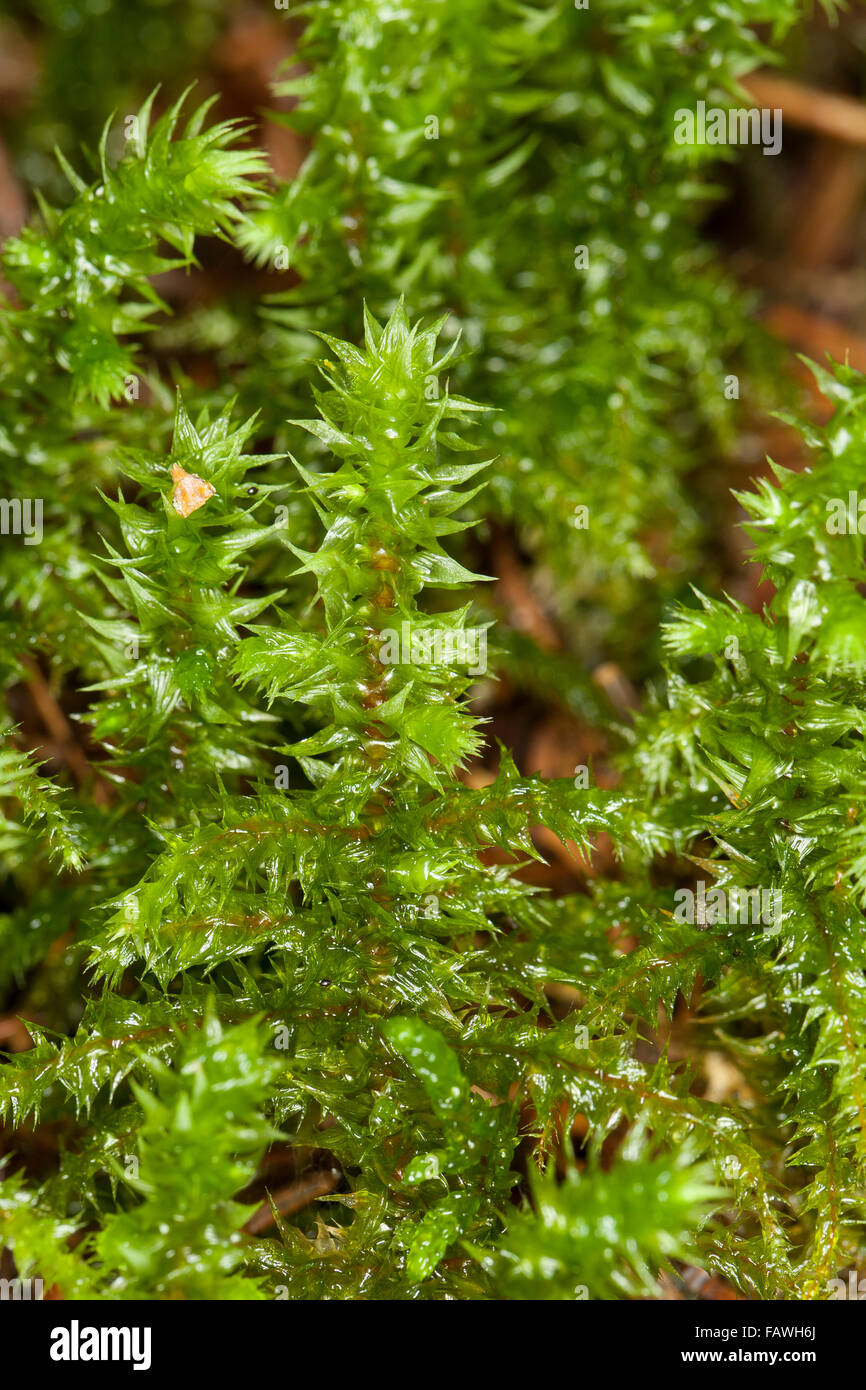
top-left (170, 463), bottom-right (216, 517)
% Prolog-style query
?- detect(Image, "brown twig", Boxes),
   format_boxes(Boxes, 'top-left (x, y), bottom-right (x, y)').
top-left (242, 1170), bottom-right (340, 1236)
top-left (763, 303), bottom-right (866, 374)
top-left (0, 137), bottom-right (26, 240)
top-left (0, 1015), bottom-right (33, 1051)
top-left (741, 71), bottom-right (866, 147)
top-left (211, 11), bottom-right (306, 182)
top-left (21, 658), bottom-right (93, 788)
top-left (786, 140), bottom-right (866, 271)
top-left (490, 524), bottom-right (561, 652)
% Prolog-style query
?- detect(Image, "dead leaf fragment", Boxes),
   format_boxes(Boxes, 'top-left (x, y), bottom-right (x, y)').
top-left (170, 464), bottom-right (216, 517)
